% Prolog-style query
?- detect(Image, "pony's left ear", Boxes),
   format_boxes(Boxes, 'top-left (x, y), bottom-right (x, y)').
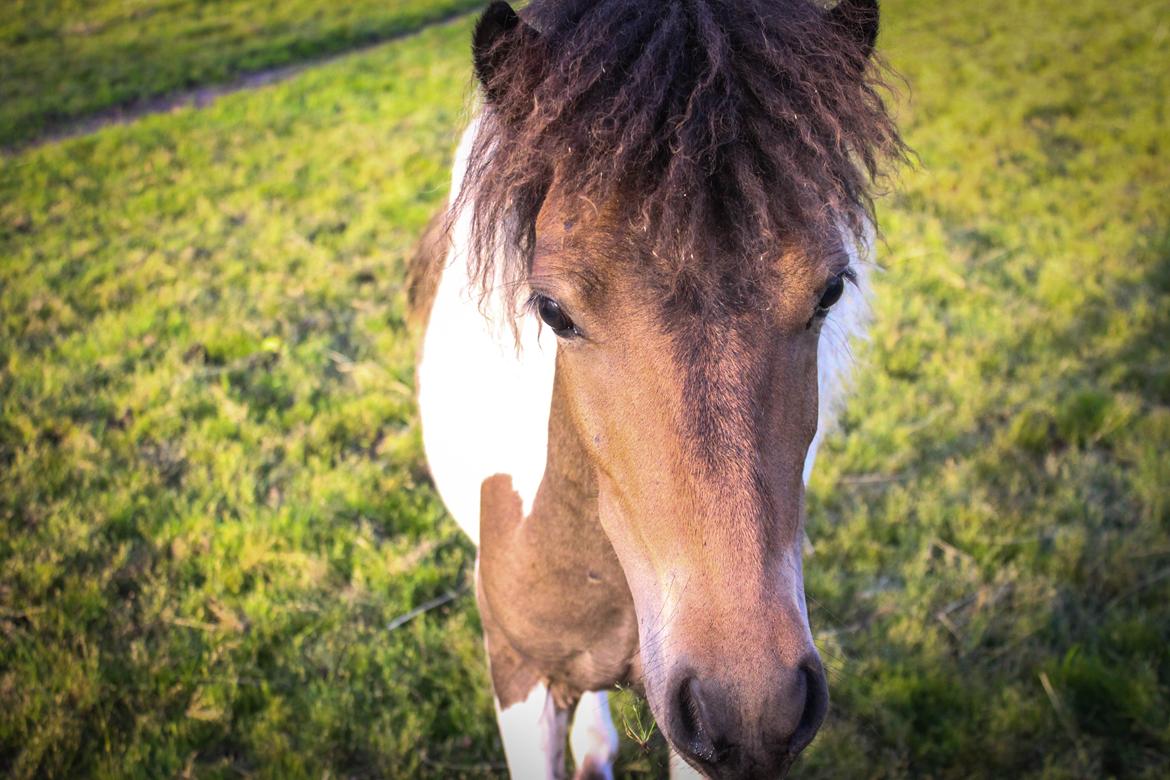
top-left (473, 1), bottom-right (540, 103)
top-left (826, 0), bottom-right (880, 59)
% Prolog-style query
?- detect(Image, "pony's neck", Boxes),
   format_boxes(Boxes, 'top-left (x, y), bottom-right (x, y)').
top-left (475, 361), bottom-right (641, 695)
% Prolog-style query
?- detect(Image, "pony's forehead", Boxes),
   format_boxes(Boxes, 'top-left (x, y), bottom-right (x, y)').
top-left (459, 0), bottom-right (903, 327)
top-left (531, 194), bottom-right (854, 304)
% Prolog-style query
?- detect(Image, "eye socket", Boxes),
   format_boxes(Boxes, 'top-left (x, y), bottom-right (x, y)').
top-left (819, 268), bottom-right (856, 318)
top-left (806, 271), bottom-right (852, 330)
top-left (534, 294), bottom-right (579, 338)
top-left (816, 272), bottom-right (847, 314)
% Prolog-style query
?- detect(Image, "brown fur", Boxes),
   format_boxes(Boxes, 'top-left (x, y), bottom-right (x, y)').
top-left (419, 1), bottom-right (906, 776)
top-left (469, 198), bottom-right (831, 777)
top-left (405, 206), bottom-right (449, 330)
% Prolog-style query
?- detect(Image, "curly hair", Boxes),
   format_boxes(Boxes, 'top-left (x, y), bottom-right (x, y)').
top-left (457, 0), bottom-right (907, 320)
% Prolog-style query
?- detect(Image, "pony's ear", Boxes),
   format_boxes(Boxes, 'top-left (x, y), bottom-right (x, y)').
top-left (826, 0), bottom-right (880, 59)
top-left (473, 2), bottom-right (539, 103)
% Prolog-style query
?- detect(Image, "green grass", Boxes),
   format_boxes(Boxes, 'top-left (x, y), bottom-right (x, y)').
top-left (0, 0), bottom-right (484, 148)
top-left (800, 0), bottom-right (1170, 774)
top-left (1, 0), bottom-right (1168, 777)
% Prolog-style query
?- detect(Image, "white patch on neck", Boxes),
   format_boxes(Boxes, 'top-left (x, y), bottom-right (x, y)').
top-left (802, 220), bottom-right (875, 485)
top-left (417, 119), bottom-right (558, 545)
top-left (495, 682), bottom-right (569, 779)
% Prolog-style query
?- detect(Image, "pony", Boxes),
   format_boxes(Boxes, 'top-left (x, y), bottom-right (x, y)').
top-left (410, 0), bottom-right (904, 776)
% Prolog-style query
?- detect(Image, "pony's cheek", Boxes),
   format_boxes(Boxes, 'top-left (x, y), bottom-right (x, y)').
top-left (592, 483), bottom-right (663, 595)
top-left (555, 354), bottom-right (626, 454)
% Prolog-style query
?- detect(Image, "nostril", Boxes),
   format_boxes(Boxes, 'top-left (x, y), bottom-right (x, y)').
top-left (675, 677), bottom-right (716, 763)
top-left (788, 659), bottom-right (829, 756)
top-left (673, 676), bottom-right (734, 767)
top-left (676, 677), bottom-right (699, 739)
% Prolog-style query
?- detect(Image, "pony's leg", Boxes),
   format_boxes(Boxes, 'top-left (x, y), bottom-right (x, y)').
top-left (484, 618), bottom-right (569, 778)
top-left (669, 749), bottom-right (704, 779)
top-left (495, 680), bottom-right (571, 779)
top-left (569, 690), bottom-right (619, 779)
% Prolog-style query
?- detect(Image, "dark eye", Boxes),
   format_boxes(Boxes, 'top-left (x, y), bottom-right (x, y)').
top-left (535, 295), bottom-right (578, 338)
top-left (816, 273), bottom-right (846, 313)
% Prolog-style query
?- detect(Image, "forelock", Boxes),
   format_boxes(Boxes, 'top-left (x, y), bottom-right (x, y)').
top-left (457, 0), bottom-right (907, 322)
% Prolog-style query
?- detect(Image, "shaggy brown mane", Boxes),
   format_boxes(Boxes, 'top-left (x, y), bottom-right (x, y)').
top-left (458, 0), bottom-right (907, 318)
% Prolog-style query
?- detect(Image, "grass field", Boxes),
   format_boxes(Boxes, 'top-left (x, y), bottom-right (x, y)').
top-left (1, 0), bottom-right (1168, 777)
top-left (0, 0), bottom-right (483, 148)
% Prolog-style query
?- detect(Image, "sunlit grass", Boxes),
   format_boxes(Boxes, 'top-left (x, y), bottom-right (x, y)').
top-left (800, 0), bottom-right (1170, 775)
top-left (1, 16), bottom-right (496, 778)
top-left (1, 0), bottom-right (1167, 777)
top-left (0, 0), bottom-right (483, 147)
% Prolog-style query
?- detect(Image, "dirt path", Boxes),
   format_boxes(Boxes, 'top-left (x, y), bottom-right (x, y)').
top-left (3, 9), bottom-right (475, 156)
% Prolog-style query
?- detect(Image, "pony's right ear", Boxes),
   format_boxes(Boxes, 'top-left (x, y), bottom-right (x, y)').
top-left (473, 2), bottom-right (539, 103)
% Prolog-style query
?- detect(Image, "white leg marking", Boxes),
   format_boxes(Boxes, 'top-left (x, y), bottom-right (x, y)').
top-left (669, 748), bottom-right (706, 779)
top-left (569, 690), bottom-right (619, 779)
top-left (496, 682), bottom-right (569, 780)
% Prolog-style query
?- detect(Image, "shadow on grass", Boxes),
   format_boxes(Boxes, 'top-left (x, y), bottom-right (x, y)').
top-left (799, 221), bottom-right (1170, 778)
